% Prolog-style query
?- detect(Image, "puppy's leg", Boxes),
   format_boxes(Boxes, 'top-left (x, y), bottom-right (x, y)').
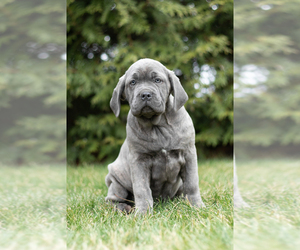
top-left (105, 174), bottom-right (133, 213)
top-left (182, 146), bottom-right (205, 208)
top-left (130, 156), bottom-right (153, 215)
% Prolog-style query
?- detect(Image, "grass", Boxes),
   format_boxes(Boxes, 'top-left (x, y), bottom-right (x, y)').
top-left (235, 159), bottom-right (300, 250)
top-left (67, 159), bottom-right (233, 250)
top-left (0, 165), bottom-right (66, 250)
top-left (2, 159), bottom-right (298, 249)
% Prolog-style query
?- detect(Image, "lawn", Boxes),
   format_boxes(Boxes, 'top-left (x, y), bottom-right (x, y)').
top-left (235, 159), bottom-right (300, 250)
top-left (2, 159), bottom-right (297, 249)
top-left (67, 159), bottom-right (233, 250)
top-left (0, 165), bottom-right (66, 249)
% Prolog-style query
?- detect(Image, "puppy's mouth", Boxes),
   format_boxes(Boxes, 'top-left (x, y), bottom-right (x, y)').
top-left (131, 103), bottom-right (164, 125)
top-left (140, 106), bottom-right (157, 118)
top-left (132, 104), bottom-right (162, 119)
top-left (131, 100), bottom-right (165, 120)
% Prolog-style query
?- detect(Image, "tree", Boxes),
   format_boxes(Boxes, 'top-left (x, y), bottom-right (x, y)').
top-left (67, 0), bottom-right (233, 164)
top-left (234, 0), bottom-right (300, 158)
top-left (0, 0), bottom-right (66, 164)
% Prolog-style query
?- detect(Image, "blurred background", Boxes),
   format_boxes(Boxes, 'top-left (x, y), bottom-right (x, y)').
top-left (67, 0), bottom-right (233, 165)
top-left (234, 0), bottom-right (300, 158)
top-left (0, 1), bottom-right (66, 249)
top-left (234, 1), bottom-right (300, 249)
top-left (0, 0), bottom-right (66, 165)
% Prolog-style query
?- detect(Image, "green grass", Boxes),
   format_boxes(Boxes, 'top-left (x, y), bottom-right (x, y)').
top-left (67, 159), bottom-right (233, 250)
top-left (2, 159), bottom-right (298, 249)
top-left (0, 165), bottom-right (66, 249)
top-left (235, 159), bottom-right (300, 250)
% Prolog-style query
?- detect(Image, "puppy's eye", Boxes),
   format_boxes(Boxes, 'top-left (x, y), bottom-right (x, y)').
top-left (130, 80), bottom-right (136, 85)
top-left (155, 78), bottom-right (162, 83)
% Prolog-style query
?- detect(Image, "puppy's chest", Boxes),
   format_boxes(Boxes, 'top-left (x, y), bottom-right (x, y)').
top-left (151, 149), bottom-right (185, 182)
top-left (145, 125), bottom-right (185, 151)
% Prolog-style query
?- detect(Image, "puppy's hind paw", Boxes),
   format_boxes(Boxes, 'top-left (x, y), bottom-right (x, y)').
top-left (116, 203), bottom-right (134, 214)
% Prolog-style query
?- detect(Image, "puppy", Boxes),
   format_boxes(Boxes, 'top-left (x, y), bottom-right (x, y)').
top-left (105, 58), bottom-right (205, 214)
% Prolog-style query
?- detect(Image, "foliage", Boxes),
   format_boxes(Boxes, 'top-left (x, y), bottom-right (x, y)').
top-left (234, 0), bottom-right (300, 156)
top-left (67, 159), bottom-right (233, 249)
top-left (67, 0), bottom-right (233, 164)
top-left (0, 0), bottom-right (66, 164)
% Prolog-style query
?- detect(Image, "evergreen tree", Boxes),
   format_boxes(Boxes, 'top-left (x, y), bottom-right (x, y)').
top-left (234, 0), bottom-right (300, 157)
top-left (67, 0), bottom-right (233, 164)
top-left (0, 0), bottom-right (66, 164)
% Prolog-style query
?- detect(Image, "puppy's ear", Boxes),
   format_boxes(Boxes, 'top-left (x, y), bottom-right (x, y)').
top-left (110, 75), bottom-right (126, 117)
top-left (168, 70), bottom-right (188, 111)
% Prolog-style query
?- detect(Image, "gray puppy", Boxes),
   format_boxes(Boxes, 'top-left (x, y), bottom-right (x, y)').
top-left (105, 58), bottom-right (205, 214)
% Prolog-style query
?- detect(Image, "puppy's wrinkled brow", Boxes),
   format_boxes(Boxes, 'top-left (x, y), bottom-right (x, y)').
top-left (151, 72), bottom-right (158, 78)
top-left (132, 73), bottom-right (138, 79)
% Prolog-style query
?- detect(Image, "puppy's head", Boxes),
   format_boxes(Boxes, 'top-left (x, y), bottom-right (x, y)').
top-left (110, 59), bottom-right (188, 123)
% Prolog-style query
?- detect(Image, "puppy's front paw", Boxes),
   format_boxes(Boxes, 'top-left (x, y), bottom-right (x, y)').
top-left (186, 194), bottom-right (206, 208)
top-left (134, 205), bottom-right (153, 216)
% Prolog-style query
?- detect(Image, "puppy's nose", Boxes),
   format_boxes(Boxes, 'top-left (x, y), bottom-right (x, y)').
top-left (141, 92), bottom-right (152, 101)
